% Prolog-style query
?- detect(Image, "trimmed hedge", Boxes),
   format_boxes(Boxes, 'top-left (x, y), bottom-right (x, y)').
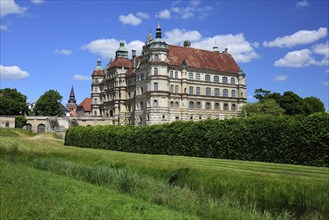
top-left (65, 113), bottom-right (329, 167)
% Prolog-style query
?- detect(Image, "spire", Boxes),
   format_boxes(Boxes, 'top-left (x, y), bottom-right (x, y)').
top-left (68, 85), bottom-right (76, 104)
top-left (213, 41), bottom-right (220, 52)
top-left (156, 15), bottom-right (162, 39)
top-left (94, 56), bottom-right (103, 71)
top-left (146, 31), bottom-right (153, 44)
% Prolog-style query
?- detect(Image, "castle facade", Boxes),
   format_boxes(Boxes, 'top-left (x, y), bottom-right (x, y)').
top-left (91, 23), bottom-right (246, 125)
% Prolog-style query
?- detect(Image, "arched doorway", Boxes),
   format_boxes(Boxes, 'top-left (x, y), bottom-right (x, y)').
top-left (25, 124), bottom-right (32, 131)
top-left (37, 124), bottom-right (46, 133)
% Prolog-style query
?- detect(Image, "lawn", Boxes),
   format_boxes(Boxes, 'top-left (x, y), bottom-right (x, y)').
top-left (1, 128), bottom-right (328, 219)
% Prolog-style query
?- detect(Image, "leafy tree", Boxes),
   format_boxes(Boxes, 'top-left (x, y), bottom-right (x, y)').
top-left (241, 99), bottom-right (285, 117)
top-left (34, 90), bottom-right (63, 116)
top-left (253, 88), bottom-right (272, 101)
top-left (304, 96), bottom-right (325, 114)
top-left (278, 91), bottom-right (309, 115)
top-left (0, 88), bottom-right (28, 115)
top-left (15, 116), bottom-right (27, 128)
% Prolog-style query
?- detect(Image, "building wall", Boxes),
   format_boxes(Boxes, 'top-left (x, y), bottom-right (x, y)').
top-left (0, 116), bottom-right (15, 129)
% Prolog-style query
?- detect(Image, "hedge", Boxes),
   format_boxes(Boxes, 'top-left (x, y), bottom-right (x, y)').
top-left (65, 113), bottom-right (329, 167)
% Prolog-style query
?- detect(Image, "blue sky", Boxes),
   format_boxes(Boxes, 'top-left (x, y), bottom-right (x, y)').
top-left (1, 0), bottom-right (328, 109)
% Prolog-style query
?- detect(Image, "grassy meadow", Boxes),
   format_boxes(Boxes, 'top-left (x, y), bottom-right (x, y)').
top-left (1, 128), bottom-right (328, 219)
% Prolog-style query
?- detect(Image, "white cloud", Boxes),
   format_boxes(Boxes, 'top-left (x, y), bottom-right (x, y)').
top-left (54, 49), bottom-right (72, 55)
top-left (190, 0), bottom-right (201, 6)
top-left (274, 42), bottom-right (329, 68)
top-left (0, 0), bottom-right (27, 17)
top-left (170, 1), bottom-right (213, 20)
top-left (119, 13), bottom-right (142, 26)
top-left (31, 0), bottom-right (45, 5)
top-left (136, 12), bottom-right (149, 19)
top-left (0, 65), bottom-right (29, 80)
top-left (296, 0), bottom-right (310, 8)
top-left (73, 74), bottom-right (91, 81)
top-left (273, 75), bottom-right (288, 82)
top-left (82, 39), bottom-right (144, 59)
top-left (263, 27), bottom-right (327, 48)
top-left (0, 25), bottom-right (8, 31)
top-left (322, 81), bottom-right (329, 86)
top-left (158, 9), bottom-right (171, 19)
top-left (164, 29), bottom-right (259, 63)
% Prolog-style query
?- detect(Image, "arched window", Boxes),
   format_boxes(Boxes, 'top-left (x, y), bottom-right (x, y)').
top-left (231, 90), bottom-right (236, 97)
top-left (170, 71), bottom-right (173, 78)
top-left (215, 88), bottom-right (220, 96)
top-left (175, 71), bottom-right (178, 78)
top-left (223, 89), bottom-right (228, 97)
top-left (196, 87), bottom-right (200, 95)
top-left (214, 76), bottom-right (219, 83)
top-left (222, 77), bottom-right (228, 84)
top-left (5, 121), bottom-right (9, 128)
top-left (214, 103), bottom-right (220, 110)
top-left (196, 102), bottom-right (201, 109)
top-left (196, 73), bottom-right (201, 80)
top-left (37, 124), bottom-right (45, 133)
top-left (189, 72), bottom-right (193, 80)
top-left (189, 86), bottom-right (193, 95)
top-left (170, 85), bottom-right (174, 93)
top-left (175, 101), bottom-right (179, 108)
top-left (110, 110), bottom-right (114, 117)
top-left (205, 74), bottom-right (210, 82)
top-left (154, 67), bottom-right (158, 75)
top-left (170, 101), bottom-right (174, 107)
top-left (206, 102), bottom-right (211, 110)
top-left (154, 82), bottom-right (158, 91)
top-left (224, 103), bottom-right (229, 111)
top-left (231, 77), bottom-right (236, 84)
top-left (94, 98), bottom-right (97, 104)
top-left (154, 54), bottom-right (159, 61)
top-left (175, 85), bottom-right (178, 93)
top-left (25, 124), bottom-right (32, 131)
top-left (231, 104), bottom-right (237, 111)
top-left (206, 87), bottom-right (211, 96)
top-left (94, 111), bottom-right (97, 116)
top-left (189, 101), bottom-right (194, 109)
top-left (153, 100), bottom-right (158, 107)
top-left (140, 102), bottom-right (144, 110)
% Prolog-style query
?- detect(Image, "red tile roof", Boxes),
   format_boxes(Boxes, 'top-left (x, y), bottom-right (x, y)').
top-left (92, 69), bottom-right (104, 76)
top-left (79, 98), bottom-right (91, 112)
top-left (167, 45), bottom-right (240, 73)
top-left (107, 57), bottom-right (131, 70)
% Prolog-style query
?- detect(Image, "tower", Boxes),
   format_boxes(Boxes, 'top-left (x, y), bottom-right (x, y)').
top-left (91, 57), bottom-right (105, 116)
top-left (66, 85), bottom-right (78, 116)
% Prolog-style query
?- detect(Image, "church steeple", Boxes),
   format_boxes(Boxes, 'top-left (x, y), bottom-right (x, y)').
top-left (68, 85), bottom-right (76, 104)
top-left (66, 85), bottom-right (78, 116)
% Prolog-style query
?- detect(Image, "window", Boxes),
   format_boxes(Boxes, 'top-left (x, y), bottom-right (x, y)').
top-left (175, 71), bottom-right (178, 79)
top-left (224, 103), bottom-right (229, 111)
top-left (94, 98), bottom-right (97, 104)
top-left (206, 102), bottom-right (211, 110)
top-left (214, 103), bottom-right (220, 110)
top-left (153, 100), bottom-right (158, 107)
top-left (141, 73), bottom-right (145, 80)
top-left (231, 104), bottom-right (236, 111)
top-left (170, 71), bottom-right (173, 78)
top-left (170, 85), bottom-right (174, 93)
top-left (189, 72), bottom-right (193, 80)
top-left (222, 77), bottom-right (228, 84)
top-left (231, 77), bottom-right (235, 84)
top-left (5, 121), bottom-right (9, 128)
top-left (196, 102), bottom-right (201, 109)
top-left (37, 124), bottom-right (45, 133)
top-left (215, 88), bottom-right (220, 96)
top-left (154, 82), bottom-right (158, 91)
top-left (95, 87), bottom-right (98, 92)
top-left (223, 89), bottom-right (228, 97)
top-left (154, 54), bottom-right (159, 61)
top-left (189, 101), bottom-right (194, 109)
top-left (175, 85), bottom-right (178, 93)
top-left (141, 87), bottom-right (144, 94)
top-left (196, 73), bottom-right (200, 80)
top-left (140, 102), bottom-right (144, 109)
top-left (26, 124), bottom-right (32, 131)
top-left (189, 86), bottom-right (193, 95)
top-left (231, 90), bottom-right (236, 97)
top-left (205, 74), bottom-right (210, 82)
top-left (154, 67), bottom-right (158, 75)
top-left (214, 76), bottom-right (219, 83)
top-left (206, 87), bottom-right (211, 96)
top-left (170, 101), bottom-right (174, 107)
top-left (196, 87), bottom-right (200, 95)
top-left (175, 101), bottom-right (179, 108)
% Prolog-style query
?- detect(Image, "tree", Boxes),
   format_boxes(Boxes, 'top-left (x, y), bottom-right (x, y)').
top-left (304, 96), bottom-right (325, 114)
top-left (253, 88), bottom-right (272, 101)
top-left (34, 90), bottom-right (63, 116)
top-left (15, 116), bottom-right (27, 128)
top-left (278, 91), bottom-right (308, 115)
top-left (0, 88), bottom-right (28, 115)
top-left (241, 99), bottom-right (285, 117)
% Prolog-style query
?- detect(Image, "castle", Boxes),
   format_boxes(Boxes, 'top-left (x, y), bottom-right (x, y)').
top-left (91, 22), bottom-right (246, 125)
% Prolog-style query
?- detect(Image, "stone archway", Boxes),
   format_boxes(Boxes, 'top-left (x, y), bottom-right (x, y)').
top-left (37, 124), bottom-right (46, 133)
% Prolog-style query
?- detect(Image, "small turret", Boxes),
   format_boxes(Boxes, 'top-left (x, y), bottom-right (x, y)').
top-left (115, 39), bottom-right (128, 58)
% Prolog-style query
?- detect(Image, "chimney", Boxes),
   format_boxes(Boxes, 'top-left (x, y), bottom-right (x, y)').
top-left (223, 48), bottom-right (228, 53)
top-left (183, 40), bottom-right (191, 47)
top-left (132, 50), bottom-right (136, 69)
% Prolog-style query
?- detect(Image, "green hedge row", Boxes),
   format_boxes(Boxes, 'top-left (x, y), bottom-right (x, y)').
top-left (65, 113), bottom-right (329, 166)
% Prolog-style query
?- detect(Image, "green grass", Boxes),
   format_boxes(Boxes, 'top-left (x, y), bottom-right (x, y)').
top-left (1, 128), bottom-right (328, 219)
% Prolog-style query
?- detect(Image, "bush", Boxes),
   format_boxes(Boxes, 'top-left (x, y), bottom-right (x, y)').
top-left (15, 116), bottom-right (27, 129)
top-left (65, 114), bottom-right (329, 167)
